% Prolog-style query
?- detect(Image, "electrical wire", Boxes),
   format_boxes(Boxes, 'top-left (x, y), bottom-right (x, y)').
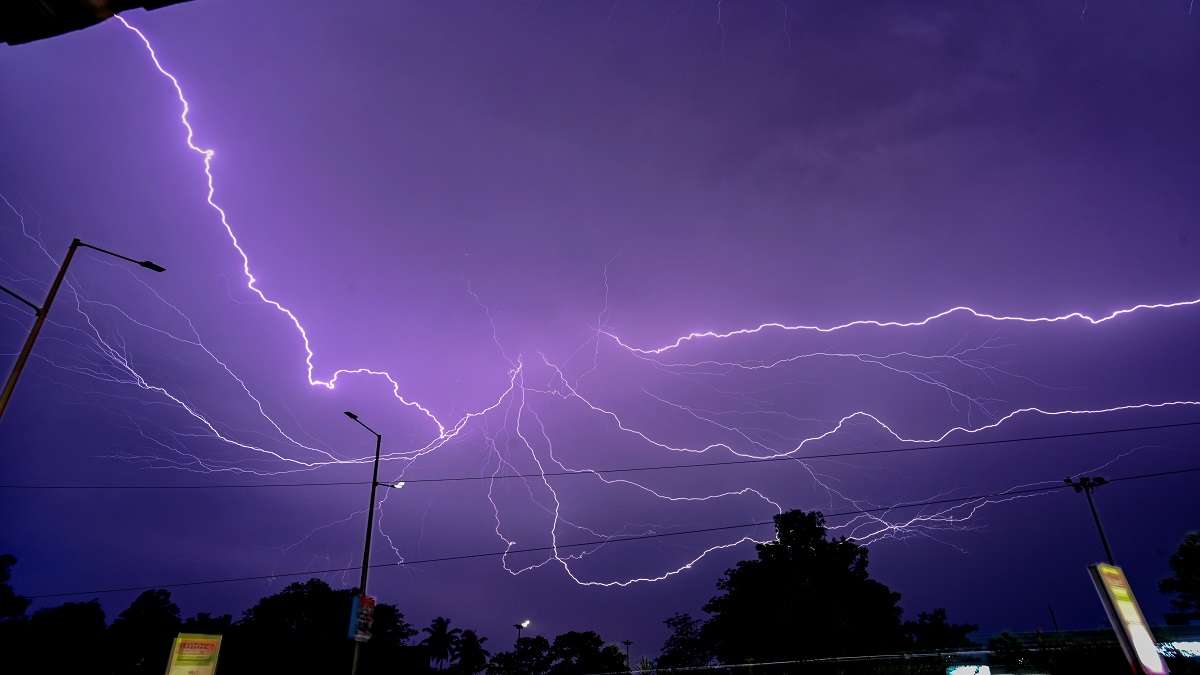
top-left (20, 465), bottom-right (1200, 599)
top-left (2, 419), bottom-right (1197, 491)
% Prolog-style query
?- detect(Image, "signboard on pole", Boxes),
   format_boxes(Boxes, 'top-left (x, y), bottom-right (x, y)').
top-left (1089, 563), bottom-right (1169, 675)
top-left (164, 633), bottom-right (222, 675)
top-left (347, 594), bottom-right (376, 643)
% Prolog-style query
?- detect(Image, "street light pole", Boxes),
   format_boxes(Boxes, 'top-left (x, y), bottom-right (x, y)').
top-left (345, 411), bottom-right (383, 675)
top-left (514, 619), bottom-right (530, 646)
top-left (622, 640), bottom-right (632, 668)
top-left (0, 237), bottom-right (165, 420)
top-left (1065, 475), bottom-right (1115, 564)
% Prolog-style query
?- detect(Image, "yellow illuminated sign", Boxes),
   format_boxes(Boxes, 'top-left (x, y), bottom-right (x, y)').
top-left (1090, 564), bottom-right (1168, 675)
top-left (165, 633), bottom-right (222, 675)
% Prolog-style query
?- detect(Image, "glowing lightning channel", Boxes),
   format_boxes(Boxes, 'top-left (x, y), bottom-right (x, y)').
top-left (37, 14), bottom-right (1188, 590)
top-left (112, 15), bottom-right (444, 435)
top-left (607, 298), bottom-right (1200, 355)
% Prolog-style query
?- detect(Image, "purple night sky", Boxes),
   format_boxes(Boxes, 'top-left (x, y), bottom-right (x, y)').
top-left (1, 0), bottom-right (1198, 659)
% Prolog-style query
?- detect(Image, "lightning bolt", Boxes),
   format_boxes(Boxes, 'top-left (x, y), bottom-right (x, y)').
top-left (112, 15), bottom-right (445, 433)
top-left (604, 297), bottom-right (1200, 356)
top-left (3, 12), bottom-right (1196, 591)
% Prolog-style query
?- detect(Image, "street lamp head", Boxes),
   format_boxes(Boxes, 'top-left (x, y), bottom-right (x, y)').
top-left (344, 411), bottom-right (359, 420)
top-left (393, 481), bottom-right (406, 489)
top-left (519, 619), bottom-right (531, 629)
top-left (139, 260), bottom-right (166, 273)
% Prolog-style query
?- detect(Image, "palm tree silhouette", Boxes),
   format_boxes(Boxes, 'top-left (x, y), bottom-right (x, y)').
top-left (452, 629), bottom-right (490, 673)
top-left (422, 616), bottom-right (462, 669)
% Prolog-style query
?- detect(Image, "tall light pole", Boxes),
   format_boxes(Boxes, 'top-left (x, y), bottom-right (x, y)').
top-left (622, 639), bottom-right (632, 668)
top-left (344, 410), bottom-right (384, 675)
top-left (0, 237), bottom-right (165, 419)
top-left (1064, 475), bottom-right (1115, 564)
top-left (514, 619), bottom-right (530, 646)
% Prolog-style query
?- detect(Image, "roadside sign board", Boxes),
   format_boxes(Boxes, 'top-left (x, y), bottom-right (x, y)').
top-left (1089, 563), bottom-right (1168, 674)
top-left (165, 633), bottom-right (222, 675)
top-left (347, 594), bottom-right (377, 643)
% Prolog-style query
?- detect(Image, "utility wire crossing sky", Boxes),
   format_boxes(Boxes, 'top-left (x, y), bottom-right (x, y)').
top-left (1, 0), bottom-right (1198, 645)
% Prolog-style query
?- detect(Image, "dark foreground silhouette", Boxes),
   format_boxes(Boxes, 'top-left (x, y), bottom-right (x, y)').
top-left (2, 511), bottom-right (1197, 674)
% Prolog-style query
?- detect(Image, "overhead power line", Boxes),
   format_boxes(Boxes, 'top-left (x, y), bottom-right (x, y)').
top-left (2, 419), bottom-right (1197, 491)
top-left (21, 465), bottom-right (1200, 600)
top-left (2, 417), bottom-right (1200, 485)
top-left (0, 479), bottom-right (370, 490)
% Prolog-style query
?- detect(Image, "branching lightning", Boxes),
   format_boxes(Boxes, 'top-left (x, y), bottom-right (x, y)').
top-left (0, 13), bottom-right (1196, 590)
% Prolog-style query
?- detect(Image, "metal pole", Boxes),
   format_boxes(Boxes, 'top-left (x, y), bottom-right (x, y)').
top-left (350, 431), bottom-right (382, 675)
top-left (350, 641), bottom-right (362, 675)
top-left (1082, 483), bottom-right (1116, 565)
top-left (359, 431), bottom-right (382, 592)
top-left (0, 239), bottom-right (78, 419)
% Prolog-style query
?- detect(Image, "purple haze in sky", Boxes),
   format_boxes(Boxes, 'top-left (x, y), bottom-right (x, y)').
top-left (1, 0), bottom-right (1199, 658)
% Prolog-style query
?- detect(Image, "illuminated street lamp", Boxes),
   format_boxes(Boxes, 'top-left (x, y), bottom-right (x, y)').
top-left (0, 238), bottom-right (165, 420)
top-left (344, 410), bottom-right (384, 675)
top-left (514, 619), bottom-right (531, 644)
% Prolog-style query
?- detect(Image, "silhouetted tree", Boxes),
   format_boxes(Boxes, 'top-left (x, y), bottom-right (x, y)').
top-left (1161, 531), bottom-right (1200, 624)
top-left (424, 616), bottom-right (464, 669)
top-left (547, 631), bottom-right (626, 674)
top-left (29, 600), bottom-right (108, 668)
top-left (453, 628), bottom-right (490, 673)
top-left (903, 607), bottom-right (977, 650)
top-left (0, 553), bottom-right (31, 666)
top-left (372, 602), bottom-right (418, 646)
top-left (488, 635), bottom-right (553, 675)
top-left (181, 611), bottom-right (233, 634)
top-left (226, 578), bottom-right (355, 673)
top-left (0, 554), bottom-right (29, 620)
top-left (701, 510), bottom-right (905, 663)
top-left (487, 631), bottom-right (626, 675)
top-left (365, 603), bottom-right (421, 673)
top-left (657, 613), bottom-right (710, 668)
top-left (0, 565), bottom-right (432, 675)
top-left (108, 589), bottom-right (182, 674)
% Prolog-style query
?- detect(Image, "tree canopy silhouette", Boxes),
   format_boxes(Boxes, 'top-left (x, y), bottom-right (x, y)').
top-left (701, 510), bottom-right (906, 663)
top-left (108, 589), bottom-right (181, 674)
top-left (423, 616), bottom-right (464, 669)
top-left (1161, 531), bottom-right (1200, 625)
top-left (0, 554), bottom-right (30, 621)
top-left (545, 630), bottom-right (627, 674)
top-left (657, 612), bottom-right (710, 669)
top-left (486, 630), bottom-right (626, 675)
top-left (453, 628), bottom-right (490, 674)
top-left (488, 635), bottom-right (553, 675)
top-left (903, 607), bottom-right (978, 650)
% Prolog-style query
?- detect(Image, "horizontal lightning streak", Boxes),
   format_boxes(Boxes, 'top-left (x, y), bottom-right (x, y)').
top-left (607, 298), bottom-right (1200, 355)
